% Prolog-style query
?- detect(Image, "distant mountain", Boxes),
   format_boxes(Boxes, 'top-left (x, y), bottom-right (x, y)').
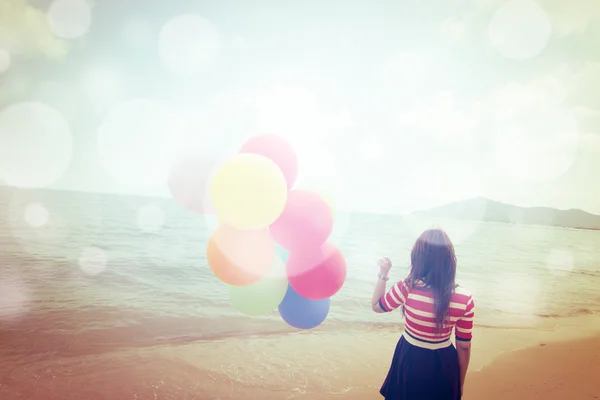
top-left (414, 198), bottom-right (600, 230)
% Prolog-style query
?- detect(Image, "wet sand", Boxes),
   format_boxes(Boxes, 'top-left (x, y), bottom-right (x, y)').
top-left (308, 316), bottom-right (600, 400)
top-left (319, 334), bottom-right (600, 400)
top-left (1, 316), bottom-right (599, 399)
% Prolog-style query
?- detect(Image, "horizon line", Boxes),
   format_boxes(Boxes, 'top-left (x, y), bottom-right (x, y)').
top-left (0, 184), bottom-right (597, 217)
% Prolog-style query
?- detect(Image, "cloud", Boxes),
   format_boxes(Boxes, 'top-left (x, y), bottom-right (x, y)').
top-left (0, 0), bottom-right (69, 59)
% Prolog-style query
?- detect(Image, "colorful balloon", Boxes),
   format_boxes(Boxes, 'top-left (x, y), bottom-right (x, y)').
top-left (210, 153), bottom-right (288, 230)
top-left (167, 152), bottom-right (219, 214)
top-left (206, 224), bottom-right (275, 286)
top-left (286, 242), bottom-right (347, 300)
top-left (228, 253), bottom-right (288, 316)
top-left (270, 189), bottom-right (334, 250)
top-left (239, 134), bottom-right (298, 190)
top-left (278, 285), bottom-right (330, 330)
top-left (306, 187), bottom-right (336, 218)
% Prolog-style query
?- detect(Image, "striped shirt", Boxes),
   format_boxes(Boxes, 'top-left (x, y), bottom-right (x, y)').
top-left (378, 280), bottom-right (475, 350)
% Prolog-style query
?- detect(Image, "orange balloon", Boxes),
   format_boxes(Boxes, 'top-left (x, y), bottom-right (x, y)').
top-left (206, 224), bottom-right (275, 286)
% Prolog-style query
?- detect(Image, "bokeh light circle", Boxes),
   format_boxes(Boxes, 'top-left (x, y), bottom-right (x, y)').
top-left (488, 0), bottom-right (552, 60)
top-left (158, 14), bottom-right (221, 76)
top-left (491, 103), bottom-right (579, 183)
top-left (228, 254), bottom-right (288, 316)
top-left (0, 275), bottom-right (30, 323)
top-left (0, 102), bottom-right (73, 188)
top-left (546, 248), bottom-right (575, 276)
top-left (207, 224), bottom-right (275, 286)
top-left (0, 49), bottom-right (11, 74)
top-left (137, 204), bottom-right (166, 233)
top-left (210, 153), bottom-right (288, 230)
top-left (24, 203), bottom-right (49, 228)
top-left (8, 188), bottom-right (103, 258)
top-left (8, 190), bottom-right (69, 256)
top-left (46, 0), bottom-right (92, 40)
top-left (97, 98), bottom-right (185, 187)
top-left (79, 246), bottom-right (108, 276)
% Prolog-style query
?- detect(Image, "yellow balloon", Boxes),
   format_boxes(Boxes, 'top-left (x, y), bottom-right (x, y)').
top-left (210, 153), bottom-right (288, 230)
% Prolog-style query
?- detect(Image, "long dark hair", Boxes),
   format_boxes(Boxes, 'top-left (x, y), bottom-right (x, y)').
top-left (403, 229), bottom-right (457, 334)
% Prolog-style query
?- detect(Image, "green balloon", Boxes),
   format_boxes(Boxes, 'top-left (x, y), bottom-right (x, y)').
top-left (228, 255), bottom-right (288, 316)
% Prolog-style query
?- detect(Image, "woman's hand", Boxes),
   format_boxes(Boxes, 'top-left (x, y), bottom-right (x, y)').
top-left (378, 257), bottom-right (392, 275)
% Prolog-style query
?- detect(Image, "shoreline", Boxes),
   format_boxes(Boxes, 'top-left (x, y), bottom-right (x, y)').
top-left (1, 314), bottom-right (599, 399)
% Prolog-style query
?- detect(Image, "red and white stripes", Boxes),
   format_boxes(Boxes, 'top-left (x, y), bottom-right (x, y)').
top-left (379, 280), bottom-right (475, 350)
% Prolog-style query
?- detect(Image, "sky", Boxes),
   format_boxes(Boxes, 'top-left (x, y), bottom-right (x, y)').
top-left (1, 0), bottom-right (600, 215)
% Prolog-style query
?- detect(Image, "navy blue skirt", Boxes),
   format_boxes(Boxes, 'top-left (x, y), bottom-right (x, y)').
top-left (380, 335), bottom-right (461, 400)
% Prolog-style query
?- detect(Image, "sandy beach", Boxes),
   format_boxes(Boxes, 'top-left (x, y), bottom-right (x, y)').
top-left (1, 315), bottom-right (599, 399)
top-left (305, 315), bottom-right (600, 400)
top-left (321, 334), bottom-right (600, 400)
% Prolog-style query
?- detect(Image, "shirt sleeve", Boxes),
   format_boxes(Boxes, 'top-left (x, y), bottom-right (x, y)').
top-left (455, 295), bottom-right (475, 341)
top-left (378, 280), bottom-right (409, 312)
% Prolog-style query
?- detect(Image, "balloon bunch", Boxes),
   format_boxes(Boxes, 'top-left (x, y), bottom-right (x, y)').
top-left (205, 134), bottom-right (347, 330)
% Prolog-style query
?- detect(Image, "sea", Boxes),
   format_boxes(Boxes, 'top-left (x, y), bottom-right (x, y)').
top-left (1, 187), bottom-right (599, 399)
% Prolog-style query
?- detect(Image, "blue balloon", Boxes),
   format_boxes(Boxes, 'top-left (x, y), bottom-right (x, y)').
top-left (278, 285), bottom-right (330, 330)
top-left (275, 246), bottom-right (289, 263)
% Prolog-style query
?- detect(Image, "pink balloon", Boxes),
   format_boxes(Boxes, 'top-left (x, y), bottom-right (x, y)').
top-left (167, 152), bottom-right (220, 214)
top-left (239, 134), bottom-right (298, 189)
top-left (287, 242), bottom-right (347, 300)
top-left (270, 189), bottom-right (334, 250)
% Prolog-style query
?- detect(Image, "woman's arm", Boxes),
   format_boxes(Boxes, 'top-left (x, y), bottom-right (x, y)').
top-left (455, 295), bottom-right (475, 394)
top-left (456, 340), bottom-right (471, 394)
top-left (372, 258), bottom-right (392, 313)
top-left (372, 271), bottom-right (389, 312)
top-left (372, 258), bottom-right (410, 313)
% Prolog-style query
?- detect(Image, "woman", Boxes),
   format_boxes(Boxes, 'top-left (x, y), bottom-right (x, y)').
top-left (371, 229), bottom-right (474, 399)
